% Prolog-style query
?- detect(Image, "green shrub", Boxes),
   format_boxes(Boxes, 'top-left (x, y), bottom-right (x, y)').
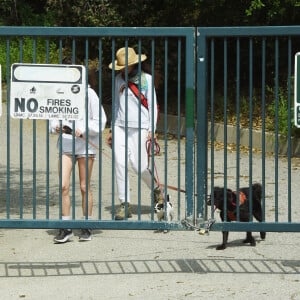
top-left (0, 37), bottom-right (59, 82)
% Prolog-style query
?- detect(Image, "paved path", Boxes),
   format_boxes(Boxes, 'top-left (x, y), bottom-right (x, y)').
top-left (0, 228), bottom-right (300, 299)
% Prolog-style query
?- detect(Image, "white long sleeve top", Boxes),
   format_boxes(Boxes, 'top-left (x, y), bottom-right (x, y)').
top-left (49, 86), bottom-right (107, 155)
top-left (112, 72), bottom-right (158, 132)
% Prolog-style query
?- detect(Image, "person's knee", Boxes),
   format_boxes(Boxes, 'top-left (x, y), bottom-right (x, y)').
top-left (61, 182), bottom-right (70, 195)
top-left (80, 182), bottom-right (87, 194)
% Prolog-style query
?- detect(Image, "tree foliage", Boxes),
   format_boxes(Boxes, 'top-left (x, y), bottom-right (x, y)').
top-left (0, 0), bottom-right (299, 27)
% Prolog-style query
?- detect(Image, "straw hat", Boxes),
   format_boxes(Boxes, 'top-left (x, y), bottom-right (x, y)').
top-left (109, 47), bottom-right (147, 70)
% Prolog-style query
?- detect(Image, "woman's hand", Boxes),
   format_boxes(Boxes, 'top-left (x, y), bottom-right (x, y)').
top-left (147, 131), bottom-right (156, 140)
top-left (75, 128), bottom-right (82, 137)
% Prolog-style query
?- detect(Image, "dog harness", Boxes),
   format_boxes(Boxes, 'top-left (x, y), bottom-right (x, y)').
top-left (227, 191), bottom-right (247, 221)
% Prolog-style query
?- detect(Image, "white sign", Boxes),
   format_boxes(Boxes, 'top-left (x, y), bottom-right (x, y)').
top-left (10, 63), bottom-right (86, 120)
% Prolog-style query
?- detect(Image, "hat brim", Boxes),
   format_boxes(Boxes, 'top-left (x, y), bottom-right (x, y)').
top-left (109, 54), bottom-right (147, 70)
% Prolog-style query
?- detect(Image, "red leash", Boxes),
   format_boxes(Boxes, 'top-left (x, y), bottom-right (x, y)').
top-left (146, 138), bottom-right (187, 194)
top-left (65, 126), bottom-right (188, 195)
top-left (146, 137), bottom-right (162, 189)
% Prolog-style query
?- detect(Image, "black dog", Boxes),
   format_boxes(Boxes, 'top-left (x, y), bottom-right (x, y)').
top-left (207, 183), bottom-right (266, 250)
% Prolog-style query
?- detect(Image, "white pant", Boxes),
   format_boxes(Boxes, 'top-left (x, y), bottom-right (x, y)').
top-left (113, 126), bottom-right (153, 203)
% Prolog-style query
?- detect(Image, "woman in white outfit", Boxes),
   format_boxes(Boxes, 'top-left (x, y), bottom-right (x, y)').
top-left (50, 68), bottom-right (107, 242)
top-left (107, 47), bottom-right (161, 220)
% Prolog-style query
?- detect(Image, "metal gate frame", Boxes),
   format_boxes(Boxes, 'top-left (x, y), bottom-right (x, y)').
top-left (197, 26), bottom-right (300, 232)
top-left (0, 27), bottom-right (195, 230)
top-left (4, 26), bottom-right (300, 233)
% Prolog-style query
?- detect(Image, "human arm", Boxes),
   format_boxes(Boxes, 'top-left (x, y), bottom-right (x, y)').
top-left (145, 73), bottom-right (158, 135)
top-left (76, 87), bottom-right (107, 136)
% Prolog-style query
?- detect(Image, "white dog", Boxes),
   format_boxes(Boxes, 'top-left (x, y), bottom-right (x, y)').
top-left (154, 195), bottom-right (174, 222)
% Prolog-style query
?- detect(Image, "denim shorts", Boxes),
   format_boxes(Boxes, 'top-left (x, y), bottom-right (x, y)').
top-left (62, 153), bottom-right (96, 160)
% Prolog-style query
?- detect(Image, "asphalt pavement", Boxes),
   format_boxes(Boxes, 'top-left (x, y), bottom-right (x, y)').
top-left (0, 227), bottom-right (300, 299)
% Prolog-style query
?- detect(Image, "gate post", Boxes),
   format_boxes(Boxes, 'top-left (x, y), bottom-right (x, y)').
top-left (185, 29), bottom-right (196, 220)
top-left (196, 30), bottom-right (208, 223)
top-left (294, 52), bottom-right (300, 128)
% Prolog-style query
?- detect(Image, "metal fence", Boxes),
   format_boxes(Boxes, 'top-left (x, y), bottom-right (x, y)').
top-left (197, 26), bottom-right (300, 232)
top-left (1, 26), bottom-right (300, 233)
top-left (0, 27), bottom-right (195, 230)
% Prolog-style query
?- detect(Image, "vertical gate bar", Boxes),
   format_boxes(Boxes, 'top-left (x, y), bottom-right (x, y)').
top-left (137, 38), bottom-right (142, 221)
top-left (196, 30), bottom-right (206, 221)
top-left (235, 38), bottom-right (241, 221)
top-left (32, 37), bottom-right (37, 219)
top-left (248, 38), bottom-right (253, 220)
top-left (58, 38), bottom-right (63, 219)
top-left (71, 38), bottom-right (77, 220)
top-left (287, 37), bottom-right (292, 222)
top-left (111, 39), bottom-right (116, 220)
top-left (19, 38), bottom-right (24, 219)
top-left (150, 38), bottom-right (155, 221)
top-left (209, 38), bottom-right (215, 218)
top-left (223, 38), bottom-right (228, 221)
top-left (261, 38), bottom-right (266, 221)
top-left (84, 37), bottom-right (89, 219)
top-left (124, 40), bottom-right (129, 219)
top-left (163, 38), bottom-right (169, 209)
top-left (177, 38), bottom-right (182, 220)
top-left (6, 38), bottom-right (10, 219)
top-left (275, 37), bottom-right (279, 222)
top-left (98, 38), bottom-right (103, 220)
top-left (45, 38), bottom-right (50, 219)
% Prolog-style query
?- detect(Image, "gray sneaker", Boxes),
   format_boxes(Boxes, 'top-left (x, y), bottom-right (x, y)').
top-left (54, 229), bottom-right (73, 243)
top-left (79, 229), bottom-right (92, 241)
top-left (115, 202), bottom-right (132, 220)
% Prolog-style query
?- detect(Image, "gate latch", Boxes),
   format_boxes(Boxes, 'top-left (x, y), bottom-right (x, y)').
top-left (181, 218), bottom-right (216, 235)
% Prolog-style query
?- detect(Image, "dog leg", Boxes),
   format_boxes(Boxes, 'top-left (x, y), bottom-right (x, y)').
top-left (260, 232), bottom-right (266, 240)
top-left (253, 207), bottom-right (266, 241)
top-left (216, 231), bottom-right (229, 250)
top-left (243, 232), bottom-right (256, 246)
top-left (166, 201), bottom-right (174, 222)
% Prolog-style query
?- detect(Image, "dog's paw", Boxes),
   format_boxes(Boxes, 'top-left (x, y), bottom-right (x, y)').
top-left (243, 236), bottom-right (256, 246)
top-left (260, 232), bottom-right (266, 240)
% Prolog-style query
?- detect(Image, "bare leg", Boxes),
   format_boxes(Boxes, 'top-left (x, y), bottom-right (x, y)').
top-left (77, 157), bottom-right (94, 217)
top-left (59, 154), bottom-right (73, 217)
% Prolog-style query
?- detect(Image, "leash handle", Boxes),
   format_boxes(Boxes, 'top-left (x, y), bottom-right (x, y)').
top-left (146, 137), bottom-right (162, 188)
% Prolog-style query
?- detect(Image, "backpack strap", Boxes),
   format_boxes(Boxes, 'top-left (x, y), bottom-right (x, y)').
top-left (128, 81), bottom-right (149, 110)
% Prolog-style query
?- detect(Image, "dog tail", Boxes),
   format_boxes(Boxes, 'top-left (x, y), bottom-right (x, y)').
top-left (252, 183), bottom-right (262, 202)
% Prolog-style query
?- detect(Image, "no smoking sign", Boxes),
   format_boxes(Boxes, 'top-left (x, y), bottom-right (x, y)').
top-left (10, 63), bottom-right (86, 120)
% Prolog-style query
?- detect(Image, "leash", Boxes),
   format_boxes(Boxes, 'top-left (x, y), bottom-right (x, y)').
top-left (146, 137), bottom-right (162, 188)
top-left (64, 126), bottom-right (190, 195)
top-left (145, 137), bottom-right (191, 195)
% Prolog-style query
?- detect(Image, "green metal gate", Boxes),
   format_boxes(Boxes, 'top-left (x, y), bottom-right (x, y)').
top-left (197, 26), bottom-right (300, 232)
top-left (0, 27), bottom-right (195, 230)
top-left (2, 26), bottom-right (300, 233)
